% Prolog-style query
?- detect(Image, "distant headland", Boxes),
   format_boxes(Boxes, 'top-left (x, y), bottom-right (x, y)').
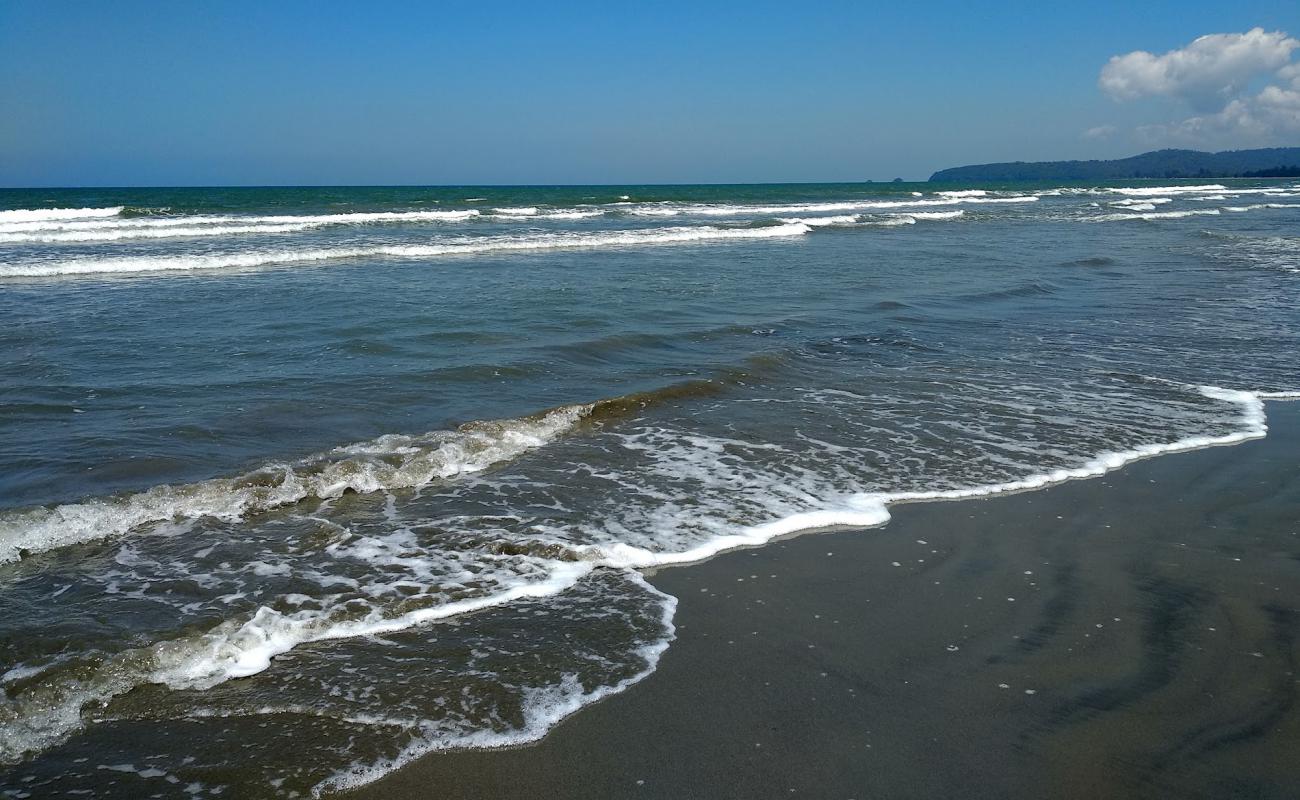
top-left (929, 147), bottom-right (1300, 182)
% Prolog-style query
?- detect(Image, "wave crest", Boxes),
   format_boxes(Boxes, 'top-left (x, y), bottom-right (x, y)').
top-left (0, 403), bottom-right (594, 564)
top-left (1, 224), bottom-right (813, 278)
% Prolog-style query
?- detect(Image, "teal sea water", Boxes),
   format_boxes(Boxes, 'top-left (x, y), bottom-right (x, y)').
top-left (1, 181), bottom-right (1299, 796)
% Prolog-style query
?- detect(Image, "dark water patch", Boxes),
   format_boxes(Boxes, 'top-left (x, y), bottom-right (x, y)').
top-left (411, 330), bottom-right (517, 346)
top-left (1062, 257), bottom-right (1117, 268)
top-left (1006, 562), bottom-right (1080, 657)
top-left (952, 281), bottom-right (1061, 305)
top-left (570, 354), bottom-right (795, 426)
top-left (339, 339), bottom-right (403, 357)
top-left (1191, 605), bottom-right (1296, 754)
top-left (1045, 574), bottom-right (1209, 724)
top-left (1119, 604), bottom-right (1300, 798)
top-left (411, 362), bottom-right (549, 384)
top-left (0, 402), bottom-right (86, 417)
top-left (0, 569), bottom-right (672, 799)
top-left (584, 379), bottom-right (732, 424)
top-left (542, 324), bottom-right (779, 367)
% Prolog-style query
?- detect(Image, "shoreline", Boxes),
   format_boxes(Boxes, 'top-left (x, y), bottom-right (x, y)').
top-left (349, 399), bottom-right (1300, 799)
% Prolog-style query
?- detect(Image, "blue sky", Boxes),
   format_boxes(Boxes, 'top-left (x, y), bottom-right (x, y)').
top-left (2, 0), bottom-right (1298, 186)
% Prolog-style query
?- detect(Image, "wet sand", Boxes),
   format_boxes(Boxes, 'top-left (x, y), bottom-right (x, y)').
top-left (351, 401), bottom-right (1300, 800)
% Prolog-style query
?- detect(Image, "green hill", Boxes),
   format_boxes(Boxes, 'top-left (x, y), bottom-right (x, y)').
top-left (929, 148), bottom-right (1300, 182)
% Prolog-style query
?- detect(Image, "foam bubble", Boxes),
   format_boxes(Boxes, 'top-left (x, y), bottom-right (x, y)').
top-left (1222, 203), bottom-right (1300, 212)
top-left (628, 196), bottom-right (1036, 218)
top-left (576, 385), bottom-right (1271, 571)
top-left (315, 570), bottom-right (677, 794)
top-left (1105, 184), bottom-right (1227, 196)
top-left (778, 214), bottom-right (863, 227)
top-left (0, 206), bottom-right (123, 223)
top-left (1110, 197), bottom-right (1173, 208)
top-left (0, 209), bottom-right (480, 237)
top-left (151, 560), bottom-right (596, 690)
top-left (0, 224), bottom-right (813, 279)
top-left (0, 223), bottom-right (321, 243)
top-left (909, 210), bottom-right (966, 220)
top-left (0, 379), bottom-right (1291, 777)
top-left (0, 403), bottom-right (594, 563)
top-left (1092, 209), bottom-right (1221, 222)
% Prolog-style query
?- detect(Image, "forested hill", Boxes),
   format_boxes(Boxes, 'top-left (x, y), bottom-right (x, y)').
top-left (929, 148), bottom-right (1300, 182)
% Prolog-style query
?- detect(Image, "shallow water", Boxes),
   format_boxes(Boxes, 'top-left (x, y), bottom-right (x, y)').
top-left (1, 181), bottom-right (1298, 797)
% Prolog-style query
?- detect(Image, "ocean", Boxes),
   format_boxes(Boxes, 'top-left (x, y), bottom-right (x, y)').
top-left (0, 181), bottom-right (1298, 797)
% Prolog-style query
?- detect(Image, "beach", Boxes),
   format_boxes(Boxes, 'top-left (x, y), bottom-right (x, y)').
top-left (2, 182), bottom-right (1298, 797)
top-left (354, 399), bottom-right (1300, 800)
top-left (7, 8), bottom-right (1300, 798)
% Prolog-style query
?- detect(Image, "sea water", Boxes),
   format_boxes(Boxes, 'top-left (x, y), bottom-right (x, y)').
top-left (1, 181), bottom-right (1298, 797)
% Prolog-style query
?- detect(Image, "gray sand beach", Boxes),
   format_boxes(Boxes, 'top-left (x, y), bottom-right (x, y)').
top-left (354, 401), bottom-right (1300, 800)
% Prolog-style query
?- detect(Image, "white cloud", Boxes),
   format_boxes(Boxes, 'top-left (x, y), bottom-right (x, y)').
top-left (1102, 28), bottom-right (1300, 146)
top-left (1101, 28), bottom-right (1298, 111)
top-left (1082, 125), bottom-right (1117, 140)
top-left (1137, 86), bottom-right (1300, 146)
top-left (1278, 62), bottom-right (1300, 88)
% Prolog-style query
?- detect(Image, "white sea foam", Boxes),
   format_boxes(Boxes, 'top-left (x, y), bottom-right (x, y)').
top-left (0, 206), bottom-right (123, 223)
top-left (1, 383), bottom-right (1292, 773)
top-left (868, 210), bottom-right (967, 226)
top-left (779, 214), bottom-right (862, 227)
top-left (1109, 198), bottom-right (1174, 211)
top-left (231, 210), bottom-right (481, 224)
top-left (1222, 203), bottom-right (1300, 212)
top-left (490, 209), bottom-right (604, 220)
top-left (628, 196), bottom-right (1036, 217)
top-left (0, 404), bottom-right (594, 564)
top-left (492, 207), bottom-right (538, 216)
top-left (0, 558), bottom-right (601, 764)
top-left (0, 223), bottom-right (321, 243)
top-left (581, 385), bottom-right (1273, 571)
top-left (1092, 209), bottom-right (1221, 222)
top-left (1, 662), bottom-right (56, 684)
top-left (151, 561), bottom-right (597, 690)
top-left (315, 571), bottom-right (677, 795)
top-left (909, 210), bottom-right (966, 220)
top-left (116, 385), bottom-right (1300, 697)
top-left (934, 189), bottom-right (988, 198)
top-left (778, 210), bottom-right (964, 228)
top-left (2, 206), bottom-right (591, 242)
top-left (1105, 184), bottom-right (1227, 196)
top-left (0, 224), bottom-right (813, 278)
top-left (0, 209), bottom-right (480, 236)
top-left (0, 215), bottom-right (256, 234)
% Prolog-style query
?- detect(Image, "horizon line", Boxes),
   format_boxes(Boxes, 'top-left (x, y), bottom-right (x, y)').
top-left (3, 176), bottom-right (1285, 192)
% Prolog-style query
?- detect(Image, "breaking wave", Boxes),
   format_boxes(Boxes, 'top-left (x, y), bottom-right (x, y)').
top-left (0, 206), bottom-right (124, 223)
top-left (628, 196), bottom-right (1036, 217)
top-left (0, 223), bottom-right (813, 278)
top-left (0, 377), bottom-right (1294, 782)
top-left (1092, 209), bottom-right (1222, 222)
top-left (0, 404), bottom-right (594, 564)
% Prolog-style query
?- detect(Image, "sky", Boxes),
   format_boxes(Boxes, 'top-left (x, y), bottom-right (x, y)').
top-left (2, 0), bottom-right (1299, 186)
